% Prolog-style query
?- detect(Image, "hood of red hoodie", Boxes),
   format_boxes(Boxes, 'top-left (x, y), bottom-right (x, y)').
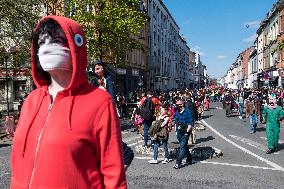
top-left (31, 15), bottom-right (88, 91)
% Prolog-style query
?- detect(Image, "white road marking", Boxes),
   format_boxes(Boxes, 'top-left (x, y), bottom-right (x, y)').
top-left (123, 135), bottom-right (142, 143)
top-left (122, 131), bottom-right (131, 135)
top-left (229, 135), bottom-right (267, 152)
top-left (135, 156), bottom-right (165, 160)
top-left (200, 161), bottom-right (283, 172)
top-left (128, 140), bottom-right (144, 147)
top-left (134, 156), bottom-right (283, 172)
top-left (201, 120), bottom-right (284, 171)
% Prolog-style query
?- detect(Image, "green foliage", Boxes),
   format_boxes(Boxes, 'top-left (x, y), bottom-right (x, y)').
top-left (66, 0), bottom-right (147, 66)
top-left (272, 39), bottom-right (284, 55)
top-left (0, 0), bottom-right (147, 71)
top-left (0, 0), bottom-right (43, 67)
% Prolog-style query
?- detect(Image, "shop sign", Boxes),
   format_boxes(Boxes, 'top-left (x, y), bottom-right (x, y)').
top-left (132, 69), bottom-right (139, 76)
top-left (116, 68), bottom-right (126, 75)
top-left (272, 71), bottom-right (279, 77)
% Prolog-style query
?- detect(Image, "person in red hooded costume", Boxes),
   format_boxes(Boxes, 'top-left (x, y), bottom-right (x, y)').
top-left (8, 16), bottom-right (127, 189)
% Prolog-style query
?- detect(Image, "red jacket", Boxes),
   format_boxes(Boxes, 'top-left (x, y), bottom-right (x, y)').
top-left (10, 16), bottom-right (127, 189)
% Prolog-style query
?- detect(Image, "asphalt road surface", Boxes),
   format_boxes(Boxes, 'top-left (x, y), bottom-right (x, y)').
top-left (124, 102), bottom-right (284, 189)
top-left (1, 102), bottom-right (284, 189)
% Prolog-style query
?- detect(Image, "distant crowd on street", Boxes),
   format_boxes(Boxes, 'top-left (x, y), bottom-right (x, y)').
top-left (127, 85), bottom-right (284, 168)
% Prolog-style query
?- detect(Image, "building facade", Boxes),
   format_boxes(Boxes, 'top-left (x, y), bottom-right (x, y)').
top-left (188, 50), bottom-right (196, 89)
top-left (147, 0), bottom-right (194, 90)
top-left (222, 0), bottom-right (284, 89)
top-left (248, 44), bottom-right (258, 88)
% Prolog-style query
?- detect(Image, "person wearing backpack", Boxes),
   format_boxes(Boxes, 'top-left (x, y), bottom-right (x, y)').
top-left (139, 91), bottom-right (161, 147)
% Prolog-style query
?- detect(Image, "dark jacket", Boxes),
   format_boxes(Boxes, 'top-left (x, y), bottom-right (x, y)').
top-left (149, 120), bottom-right (168, 140)
top-left (92, 75), bottom-right (116, 102)
top-left (185, 100), bottom-right (198, 121)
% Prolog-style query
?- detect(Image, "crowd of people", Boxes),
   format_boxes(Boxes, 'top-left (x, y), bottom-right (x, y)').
top-left (2, 15), bottom-right (284, 188)
top-left (129, 85), bottom-right (284, 167)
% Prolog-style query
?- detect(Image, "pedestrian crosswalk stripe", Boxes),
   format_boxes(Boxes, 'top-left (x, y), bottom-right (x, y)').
top-left (201, 120), bottom-right (284, 172)
top-left (200, 161), bottom-right (283, 172)
top-left (121, 131), bottom-right (131, 135)
top-left (128, 140), bottom-right (144, 147)
top-left (135, 157), bottom-right (164, 160)
top-left (122, 135), bottom-right (142, 143)
top-left (229, 135), bottom-right (267, 152)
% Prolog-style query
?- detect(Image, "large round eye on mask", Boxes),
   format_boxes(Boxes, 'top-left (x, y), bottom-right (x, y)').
top-left (38, 44), bottom-right (72, 71)
top-left (74, 34), bottom-right (83, 47)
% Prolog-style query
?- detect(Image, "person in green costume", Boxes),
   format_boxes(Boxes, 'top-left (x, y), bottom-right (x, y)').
top-left (262, 94), bottom-right (284, 154)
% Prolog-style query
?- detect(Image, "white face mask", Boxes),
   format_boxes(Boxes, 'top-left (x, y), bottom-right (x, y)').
top-left (38, 43), bottom-right (72, 71)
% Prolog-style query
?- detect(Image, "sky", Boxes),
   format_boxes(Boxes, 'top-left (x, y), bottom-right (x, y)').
top-left (163, 0), bottom-right (276, 79)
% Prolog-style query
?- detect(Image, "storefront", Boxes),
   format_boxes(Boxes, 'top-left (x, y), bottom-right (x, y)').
top-left (115, 67), bottom-right (146, 97)
top-left (257, 68), bottom-right (278, 89)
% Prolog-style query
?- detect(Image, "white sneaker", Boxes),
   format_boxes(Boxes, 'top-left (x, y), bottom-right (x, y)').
top-left (162, 158), bottom-right (169, 164)
top-left (148, 159), bottom-right (158, 164)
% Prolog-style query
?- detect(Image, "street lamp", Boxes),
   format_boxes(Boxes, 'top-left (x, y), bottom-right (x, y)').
top-left (4, 52), bottom-right (9, 116)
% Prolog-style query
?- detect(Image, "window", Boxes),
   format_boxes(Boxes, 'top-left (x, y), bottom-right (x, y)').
top-left (142, 52), bottom-right (144, 66)
top-left (154, 31), bottom-right (156, 46)
top-left (14, 80), bottom-right (27, 101)
top-left (140, 30), bottom-right (145, 39)
top-left (0, 80), bottom-right (5, 102)
top-left (132, 51), bottom-right (135, 64)
top-left (139, 1), bottom-right (144, 11)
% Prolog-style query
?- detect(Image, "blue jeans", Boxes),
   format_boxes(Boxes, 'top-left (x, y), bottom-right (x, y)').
top-left (153, 139), bottom-right (169, 160)
top-left (176, 130), bottom-right (192, 166)
top-left (249, 114), bottom-right (257, 133)
top-left (238, 103), bottom-right (244, 117)
top-left (143, 120), bottom-right (152, 146)
top-left (216, 96), bottom-right (220, 102)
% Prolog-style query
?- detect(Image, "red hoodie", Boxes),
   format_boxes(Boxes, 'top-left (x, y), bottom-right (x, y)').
top-left (10, 16), bottom-right (127, 189)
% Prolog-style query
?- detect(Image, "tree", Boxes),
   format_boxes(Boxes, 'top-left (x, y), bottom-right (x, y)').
top-left (0, 0), bottom-right (44, 67)
top-left (271, 39), bottom-right (284, 55)
top-left (65, 0), bottom-right (147, 66)
top-left (0, 0), bottom-right (148, 70)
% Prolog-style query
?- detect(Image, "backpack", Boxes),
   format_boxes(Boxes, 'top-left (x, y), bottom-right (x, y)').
top-left (139, 98), bottom-right (155, 121)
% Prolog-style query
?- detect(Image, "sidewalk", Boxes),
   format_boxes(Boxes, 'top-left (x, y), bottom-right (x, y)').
top-left (0, 110), bottom-right (20, 141)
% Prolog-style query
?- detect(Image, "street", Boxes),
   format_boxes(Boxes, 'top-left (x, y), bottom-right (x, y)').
top-left (1, 102), bottom-right (284, 189)
top-left (124, 102), bottom-right (284, 189)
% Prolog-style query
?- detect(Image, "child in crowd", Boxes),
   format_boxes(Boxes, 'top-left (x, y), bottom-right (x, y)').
top-left (148, 106), bottom-right (170, 164)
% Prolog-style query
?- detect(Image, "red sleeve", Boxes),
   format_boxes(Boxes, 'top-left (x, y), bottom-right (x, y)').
top-left (140, 98), bottom-right (145, 105)
top-left (152, 98), bottom-right (161, 105)
top-left (94, 101), bottom-right (127, 189)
